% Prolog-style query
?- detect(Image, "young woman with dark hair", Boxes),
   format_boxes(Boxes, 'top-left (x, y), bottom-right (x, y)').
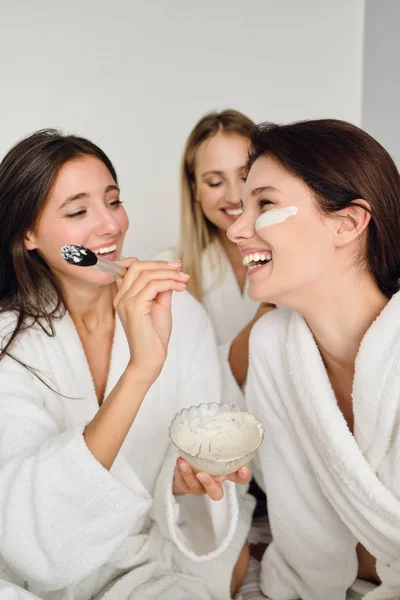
top-left (228, 119), bottom-right (400, 600)
top-left (0, 129), bottom-right (254, 600)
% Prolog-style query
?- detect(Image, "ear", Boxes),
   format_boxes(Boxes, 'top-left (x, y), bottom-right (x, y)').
top-left (332, 199), bottom-right (371, 248)
top-left (24, 230), bottom-right (37, 251)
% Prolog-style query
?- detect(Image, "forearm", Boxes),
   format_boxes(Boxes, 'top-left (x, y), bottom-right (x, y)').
top-left (84, 365), bottom-right (152, 470)
top-left (228, 320), bottom-right (254, 387)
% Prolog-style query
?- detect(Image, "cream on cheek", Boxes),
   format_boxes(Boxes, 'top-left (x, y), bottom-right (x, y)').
top-left (255, 205), bottom-right (298, 239)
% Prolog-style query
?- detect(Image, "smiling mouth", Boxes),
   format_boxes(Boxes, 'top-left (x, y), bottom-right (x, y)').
top-left (221, 208), bottom-right (243, 217)
top-left (92, 243), bottom-right (117, 257)
top-left (243, 252), bottom-right (272, 270)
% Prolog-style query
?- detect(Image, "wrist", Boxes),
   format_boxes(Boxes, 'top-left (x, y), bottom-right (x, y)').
top-left (124, 361), bottom-right (159, 389)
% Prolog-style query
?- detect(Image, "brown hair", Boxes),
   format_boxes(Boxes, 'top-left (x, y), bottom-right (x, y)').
top-left (180, 109), bottom-right (255, 301)
top-left (248, 119), bottom-right (400, 297)
top-left (0, 128), bottom-right (118, 364)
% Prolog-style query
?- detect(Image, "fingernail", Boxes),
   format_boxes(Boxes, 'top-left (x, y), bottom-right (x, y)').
top-left (168, 260), bottom-right (181, 268)
top-left (179, 462), bottom-right (188, 472)
top-left (196, 473), bottom-right (209, 484)
top-left (179, 272), bottom-right (190, 279)
top-left (239, 466), bottom-right (249, 477)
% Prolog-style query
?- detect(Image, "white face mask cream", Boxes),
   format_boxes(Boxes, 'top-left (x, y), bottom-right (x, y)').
top-left (255, 205), bottom-right (298, 232)
top-left (173, 411), bottom-right (261, 461)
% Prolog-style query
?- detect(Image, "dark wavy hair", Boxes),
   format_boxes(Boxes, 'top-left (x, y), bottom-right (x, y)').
top-left (0, 128), bottom-right (118, 364)
top-left (248, 119), bottom-right (400, 297)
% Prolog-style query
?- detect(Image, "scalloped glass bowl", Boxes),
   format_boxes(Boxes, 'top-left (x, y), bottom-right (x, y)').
top-left (169, 403), bottom-right (264, 476)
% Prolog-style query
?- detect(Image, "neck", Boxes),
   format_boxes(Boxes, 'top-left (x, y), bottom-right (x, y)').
top-left (61, 280), bottom-right (116, 334)
top-left (293, 271), bottom-right (388, 371)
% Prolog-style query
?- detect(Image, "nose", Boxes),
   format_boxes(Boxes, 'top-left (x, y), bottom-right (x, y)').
top-left (227, 208), bottom-right (255, 243)
top-left (225, 178), bottom-right (243, 206)
top-left (94, 205), bottom-right (120, 237)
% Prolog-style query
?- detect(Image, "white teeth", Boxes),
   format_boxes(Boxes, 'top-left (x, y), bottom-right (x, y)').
top-left (242, 252), bottom-right (272, 266)
top-left (225, 208), bottom-right (243, 216)
top-left (94, 244), bottom-right (117, 255)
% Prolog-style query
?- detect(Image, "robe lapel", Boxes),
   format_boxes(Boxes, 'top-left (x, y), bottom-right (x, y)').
top-left (105, 315), bottom-right (130, 398)
top-left (286, 306), bottom-right (400, 565)
top-left (52, 313), bottom-right (101, 427)
top-left (353, 292), bottom-right (400, 471)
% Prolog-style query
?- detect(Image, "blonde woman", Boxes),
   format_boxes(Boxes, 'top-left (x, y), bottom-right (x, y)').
top-left (156, 113), bottom-right (272, 599)
top-left (156, 110), bottom-right (275, 388)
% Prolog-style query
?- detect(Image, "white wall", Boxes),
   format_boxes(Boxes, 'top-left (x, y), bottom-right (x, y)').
top-left (362, 0), bottom-right (400, 166)
top-left (0, 0), bottom-right (365, 258)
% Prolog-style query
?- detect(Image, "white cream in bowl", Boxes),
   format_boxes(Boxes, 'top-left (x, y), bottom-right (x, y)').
top-left (169, 403), bottom-right (264, 476)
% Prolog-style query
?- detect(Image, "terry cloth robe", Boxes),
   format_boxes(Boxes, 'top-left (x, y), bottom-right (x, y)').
top-left (155, 243), bottom-right (258, 399)
top-left (0, 291), bottom-right (255, 600)
top-left (245, 294), bottom-right (400, 600)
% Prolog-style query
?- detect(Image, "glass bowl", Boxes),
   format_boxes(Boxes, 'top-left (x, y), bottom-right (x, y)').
top-left (169, 402), bottom-right (264, 476)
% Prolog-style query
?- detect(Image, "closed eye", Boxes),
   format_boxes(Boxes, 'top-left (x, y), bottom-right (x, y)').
top-left (257, 199), bottom-right (274, 209)
top-left (66, 210), bottom-right (86, 218)
top-left (66, 199), bottom-right (123, 218)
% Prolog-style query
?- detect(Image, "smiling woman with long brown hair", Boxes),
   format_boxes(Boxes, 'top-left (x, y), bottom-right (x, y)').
top-left (0, 129), bottom-right (254, 600)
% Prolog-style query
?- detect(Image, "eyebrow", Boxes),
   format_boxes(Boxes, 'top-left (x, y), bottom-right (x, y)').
top-left (201, 165), bottom-right (247, 177)
top-left (59, 184), bottom-right (120, 209)
top-left (250, 185), bottom-right (281, 196)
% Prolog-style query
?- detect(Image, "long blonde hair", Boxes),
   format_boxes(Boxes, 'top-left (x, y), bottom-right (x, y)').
top-left (179, 109), bottom-right (255, 302)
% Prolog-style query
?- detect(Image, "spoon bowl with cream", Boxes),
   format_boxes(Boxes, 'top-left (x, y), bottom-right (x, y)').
top-left (169, 403), bottom-right (264, 476)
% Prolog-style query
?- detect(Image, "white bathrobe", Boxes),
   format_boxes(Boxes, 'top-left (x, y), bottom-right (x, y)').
top-left (155, 244), bottom-right (258, 348)
top-left (0, 291), bottom-right (255, 600)
top-left (155, 244), bottom-right (258, 398)
top-left (245, 295), bottom-right (400, 600)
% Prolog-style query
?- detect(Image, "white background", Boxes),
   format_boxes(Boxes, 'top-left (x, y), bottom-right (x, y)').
top-left (0, 0), bottom-right (365, 258)
top-left (363, 0), bottom-right (400, 167)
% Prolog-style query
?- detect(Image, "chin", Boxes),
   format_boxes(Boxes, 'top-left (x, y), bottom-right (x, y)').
top-left (93, 272), bottom-right (116, 286)
top-left (248, 288), bottom-right (271, 303)
top-left (248, 282), bottom-right (278, 304)
top-left (212, 221), bottom-right (229, 234)
top-left (75, 270), bottom-right (116, 287)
